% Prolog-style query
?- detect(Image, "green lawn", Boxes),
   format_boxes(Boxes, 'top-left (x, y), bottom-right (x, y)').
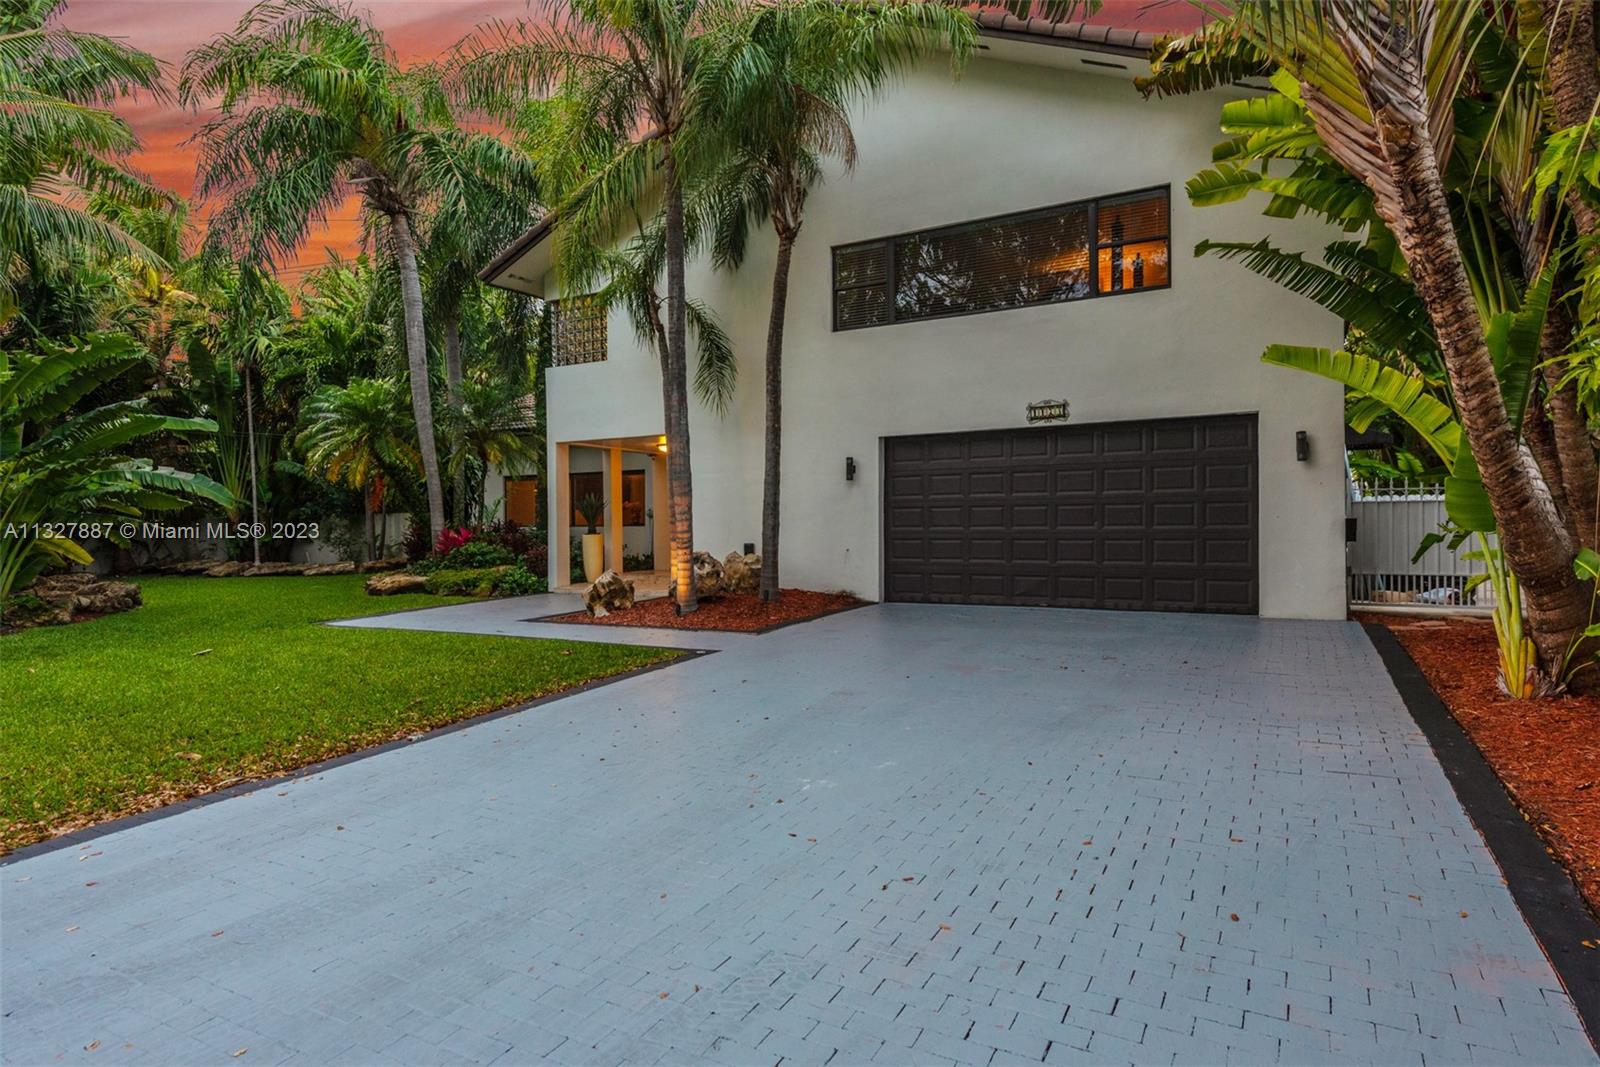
top-left (1, 575), bottom-right (678, 851)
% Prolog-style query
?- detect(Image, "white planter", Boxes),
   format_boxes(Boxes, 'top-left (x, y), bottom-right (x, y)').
top-left (582, 533), bottom-right (604, 582)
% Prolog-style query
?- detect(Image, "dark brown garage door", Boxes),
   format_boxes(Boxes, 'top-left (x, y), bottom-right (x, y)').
top-left (883, 415), bottom-right (1258, 613)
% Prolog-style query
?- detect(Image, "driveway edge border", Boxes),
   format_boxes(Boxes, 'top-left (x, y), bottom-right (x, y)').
top-left (1362, 622), bottom-right (1600, 1050)
top-left (2, 649), bottom-right (709, 866)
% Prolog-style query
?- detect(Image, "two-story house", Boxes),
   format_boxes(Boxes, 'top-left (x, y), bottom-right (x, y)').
top-left (481, 13), bottom-right (1347, 619)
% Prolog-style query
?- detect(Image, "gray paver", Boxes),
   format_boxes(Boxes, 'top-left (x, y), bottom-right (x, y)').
top-left (3, 605), bottom-right (1594, 1066)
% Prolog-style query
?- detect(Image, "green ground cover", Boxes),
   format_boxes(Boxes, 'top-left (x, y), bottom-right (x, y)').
top-left (1, 575), bottom-right (676, 851)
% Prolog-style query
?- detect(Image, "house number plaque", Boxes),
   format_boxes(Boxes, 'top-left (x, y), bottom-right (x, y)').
top-left (1025, 399), bottom-right (1070, 424)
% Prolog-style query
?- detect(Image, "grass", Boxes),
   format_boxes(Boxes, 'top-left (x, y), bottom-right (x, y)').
top-left (0, 575), bottom-right (679, 852)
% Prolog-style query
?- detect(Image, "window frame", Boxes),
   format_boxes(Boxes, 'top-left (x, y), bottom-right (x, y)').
top-left (831, 183), bottom-right (1171, 332)
top-left (550, 293), bottom-right (608, 366)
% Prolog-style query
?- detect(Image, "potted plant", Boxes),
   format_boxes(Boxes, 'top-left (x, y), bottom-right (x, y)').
top-left (577, 493), bottom-right (605, 582)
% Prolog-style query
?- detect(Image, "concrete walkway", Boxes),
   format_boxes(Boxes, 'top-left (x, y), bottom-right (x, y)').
top-left (3, 606), bottom-right (1593, 1065)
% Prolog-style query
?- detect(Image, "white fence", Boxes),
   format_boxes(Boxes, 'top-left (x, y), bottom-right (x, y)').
top-left (1347, 479), bottom-right (1496, 610)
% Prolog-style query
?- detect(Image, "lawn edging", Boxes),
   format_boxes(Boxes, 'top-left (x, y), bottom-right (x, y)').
top-left (1363, 622), bottom-right (1600, 1049)
top-left (2, 648), bottom-right (710, 865)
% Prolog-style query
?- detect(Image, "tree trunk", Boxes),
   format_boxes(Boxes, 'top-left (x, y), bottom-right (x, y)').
top-left (1361, 98), bottom-right (1589, 680)
top-left (243, 363), bottom-right (261, 566)
top-left (364, 482), bottom-right (376, 562)
top-left (444, 314), bottom-right (467, 525)
top-left (1545, 0), bottom-right (1600, 240)
top-left (760, 230), bottom-right (796, 603)
top-left (662, 155), bottom-right (697, 613)
top-left (389, 212), bottom-right (446, 539)
top-left (1524, 391), bottom-right (1571, 534)
top-left (1539, 303), bottom-right (1598, 548)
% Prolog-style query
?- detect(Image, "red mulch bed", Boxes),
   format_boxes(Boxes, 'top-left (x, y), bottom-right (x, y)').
top-left (548, 589), bottom-right (863, 633)
top-left (1359, 613), bottom-right (1600, 919)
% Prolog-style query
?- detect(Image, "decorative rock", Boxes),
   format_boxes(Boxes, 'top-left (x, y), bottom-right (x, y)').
top-left (584, 570), bottom-right (635, 617)
top-left (303, 561), bottom-right (357, 576)
top-left (241, 561), bottom-right (308, 577)
top-left (365, 572), bottom-right (428, 595)
top-left (154, 559), bottom-right (217, 575)
top-left (722, 552), bottom-right (762, 594)
top-left (358, 556), bottom-right (409, 573)
top-left (691, 551), bottom-right (725, 599)
top-left (203, 561), bottom-right (249, 577)
top-left (7, 573), bottom-right (141, 628)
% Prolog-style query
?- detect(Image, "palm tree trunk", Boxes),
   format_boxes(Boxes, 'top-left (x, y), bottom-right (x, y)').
top-left (662, 155), bottom-right (697, 613)
top-left (364, 482), bottom-right (376, 561)
top-left (444, 314), bottom-right (467, 525)
top-left (1524, 393), bottom-right (1571, 532)
top-left (1364, 91), bottom-right (1589, 681)
top-left (244, 363), bottom-right (261, 566)
top-left (760, 230), bottom-right (796, 603)
top-left (389, 212), bottom-right (446, 539)
top-left (1539, 304), bottom-right (1597, 548)
top-left (1545, 0), bottom-right (1600, 240)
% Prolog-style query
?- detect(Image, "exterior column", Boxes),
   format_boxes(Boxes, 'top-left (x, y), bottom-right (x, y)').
top-left (651, 451), bottom-right (669, 572)
top-left (551, 442), bottom-right (571, 587)
top-left (605, 446), bottom-right (624, 574)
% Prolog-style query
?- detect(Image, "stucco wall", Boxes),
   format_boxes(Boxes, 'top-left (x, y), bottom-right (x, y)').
top-left (543, 51), bottom-right (1347, 619)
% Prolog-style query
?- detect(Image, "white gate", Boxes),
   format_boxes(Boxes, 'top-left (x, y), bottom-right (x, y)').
top-left (1347, 479), bottom-right (1495, 610)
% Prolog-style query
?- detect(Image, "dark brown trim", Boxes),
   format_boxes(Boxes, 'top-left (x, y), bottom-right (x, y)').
top-left (972, 14), bottom-right (1162, 59)
top-left (1363, 623), bottom-right (1600, 1051)
top-left (478, 213), bottom-right (557, 287)
top-left (832, 184), bottom-right (1171, 332)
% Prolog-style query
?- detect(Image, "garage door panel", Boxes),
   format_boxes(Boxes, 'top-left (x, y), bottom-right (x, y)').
top-left (884, 415), bottom-right (1258, 614)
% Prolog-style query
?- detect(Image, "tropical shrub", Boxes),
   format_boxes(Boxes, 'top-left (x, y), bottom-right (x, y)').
top-left (423, 566), bottom-right (508, 597)
top-left (0, 333), bottom-right (232, 604)
top-left (522, 541), bottom-right (549, 579)
top-left (434, 526), bottom-right (473, 556)
top-left (440, 540), bottom-right (515, 570)
top-left (492, 564), bottom-right (546, 597)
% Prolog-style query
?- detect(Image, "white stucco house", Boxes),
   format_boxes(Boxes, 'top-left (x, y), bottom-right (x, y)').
top-left (481, 13), bottom-right (1347, 619)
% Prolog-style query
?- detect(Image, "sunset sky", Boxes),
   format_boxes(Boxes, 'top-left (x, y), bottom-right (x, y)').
top-left (65, 0), bottom-right (1202, 278)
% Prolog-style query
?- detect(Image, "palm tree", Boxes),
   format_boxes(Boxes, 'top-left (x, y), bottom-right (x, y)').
top-left (297, 378), bottom-right (419, 560)
top-left (1161, 2), bottom-right (1596, 684)
top-left (180, 0), bottom-right (517, 541)
top-left (0, 0), bottom-right (170, 290)
top-left (411, 89), bottom-right (542, 522)
top-left (703, 0), bottom-right (975, 601)
top-left (454, 0), bottom-right (769, 612)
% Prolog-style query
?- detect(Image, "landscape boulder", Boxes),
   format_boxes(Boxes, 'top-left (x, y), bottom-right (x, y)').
top-left (365, 572), bottom-right (429, 596)
top-left (303, 561), bottom-right (357, 576)
top-left (722, 552), bottom-right (762, 594)
top-left (7, 573), bottom-right (142, 628)
top-left (203, 561), bottom-right (249, 578)
top-left (154, 559), bottom-right (217, 575)
top-left (584, 570), bottom-right (635, 617)
top-left (358, 555), bottom-right (409, 574)
top-left (691, 551), bottom-right (725, 599)
top-left (242, 561), bottom-right (308, 577)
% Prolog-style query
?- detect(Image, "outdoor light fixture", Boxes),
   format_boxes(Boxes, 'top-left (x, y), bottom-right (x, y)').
top-left (845, 457), bottom-right (856, 482)
top-left (1296, 430), bottom-right (1310, 462)
top-left (656, 435), bottom-right (668, 453)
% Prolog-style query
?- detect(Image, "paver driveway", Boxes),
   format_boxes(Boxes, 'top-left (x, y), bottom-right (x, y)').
top-left (3, 605), bottom-right (1594, 1066)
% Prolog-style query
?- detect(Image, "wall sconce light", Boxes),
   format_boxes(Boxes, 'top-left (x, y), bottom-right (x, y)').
top-left (743, 542), bottom-right (755, 555)
top-left (656, 435), bottom-right (668, 453)
top-left (845, 457), bottom-right (857, 482)
top-left (1295, 430), bottom-right (1310, 462)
